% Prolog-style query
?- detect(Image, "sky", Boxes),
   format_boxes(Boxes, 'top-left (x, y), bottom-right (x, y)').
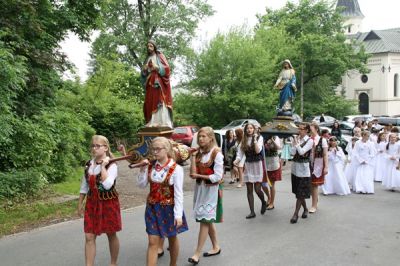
top-left (60, 0), bottom-right (400, 81)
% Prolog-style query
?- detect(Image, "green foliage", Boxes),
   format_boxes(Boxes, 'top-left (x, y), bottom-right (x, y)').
top-left (1, 108), bottom-right (94, 184)
top-left (257, 0), bottom-right (369, 85)
top-left (91, 0), bottom-right (214, 69)
top-left (87, 57), bottom-right (144, 102)
top-left (294, 76), bottom-right (357, 119)
top-left (0, 170), bottom-right (47, 200)
top-left (82, 59), bottom-right (145, 145)
top-left (52, 167), bottom-right (83, 195)
top-left (254, 0), bottom-right (368, 118)
top-left (0, 199), bottom-right (78, 236)
top-left (0, 0), bottom-right (103, 116)
top-left (176, 27), bottom-right (278, 128)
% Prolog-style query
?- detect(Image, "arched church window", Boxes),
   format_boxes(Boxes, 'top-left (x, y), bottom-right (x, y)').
top-left (395, 74), bottom-right (399, 97)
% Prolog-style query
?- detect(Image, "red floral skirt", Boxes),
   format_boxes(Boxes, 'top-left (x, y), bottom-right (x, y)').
top-left (267, 166), bottom-right (282, 182)
top-left (311, 173), bottom-right (325, 186)
top-left (84, 195), bottom-right (122, 235)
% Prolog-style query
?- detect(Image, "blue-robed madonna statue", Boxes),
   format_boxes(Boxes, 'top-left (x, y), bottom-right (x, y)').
top-left (274, 59), bottom-right (297, 116)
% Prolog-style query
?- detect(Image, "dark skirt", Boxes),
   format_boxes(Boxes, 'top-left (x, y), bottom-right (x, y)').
top-left (291, 174), bottom-right (311, 199)
top-left (145, 203), bottom-right (188, 238)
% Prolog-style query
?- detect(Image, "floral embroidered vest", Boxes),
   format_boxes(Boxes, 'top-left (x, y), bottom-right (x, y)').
top-left (147, 162), bottom-right (177, 205)
top-left (195, 148), bottom-right (220, 186)
top-left (84, 160), bottom-right (118, 201)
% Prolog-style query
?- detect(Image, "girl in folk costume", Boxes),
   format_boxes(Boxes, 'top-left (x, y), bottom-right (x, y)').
top-left (382, 133), bottom-right (400, 190)
top-left (232, 127), bottom-right (245, 188)
top-left (309, 122), bottom-right (328, 213)
top-left (264, 135), bottom-right (282, 210)
top-left (188, 127), bottom-right (223, 265)
top-left (353, 131), bottom-right (376, 194)
top-left (224, 130), bottom-right (237, 184)
top-left (78, 135), bottom-right (121, 266)
top-left (137, 137), bottom-right (188, 266)
top-left (234, 123), bottom-right (267, 219)
top-left (322, 137), bottom-right (351, 195)
top-left (289, 123), bottom-right (314, 224)
top-left (373, 132), bottom-right (388, 182)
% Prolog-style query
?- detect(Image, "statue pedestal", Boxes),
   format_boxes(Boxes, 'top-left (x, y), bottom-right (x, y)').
top-left (127, 127), bottom-right (173, 163)
top-left (260, 116), bottom-right (298, 139)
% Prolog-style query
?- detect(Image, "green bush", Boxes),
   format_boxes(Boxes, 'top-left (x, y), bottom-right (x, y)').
top-left (34, 108), bottom-right (95, 183)
top-left (0, 169), bottom-right (47, 200)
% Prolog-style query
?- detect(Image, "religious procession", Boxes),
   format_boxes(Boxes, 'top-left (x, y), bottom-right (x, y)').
top-left (1, 1), bottom-right (400, 266)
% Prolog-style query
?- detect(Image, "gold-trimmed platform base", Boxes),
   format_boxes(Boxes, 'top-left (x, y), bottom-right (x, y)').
top-left (260, 117), bottom-right (298, 138)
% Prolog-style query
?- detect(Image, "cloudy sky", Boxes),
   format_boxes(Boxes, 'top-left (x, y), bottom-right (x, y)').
top-left (60, 0), bottom-right (400, 81)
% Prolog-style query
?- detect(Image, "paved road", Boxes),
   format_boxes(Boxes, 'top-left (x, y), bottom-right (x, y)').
top-left (1, 166), bottom-right (400, 266)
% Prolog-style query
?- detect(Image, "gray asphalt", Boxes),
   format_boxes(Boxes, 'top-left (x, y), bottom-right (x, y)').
top-left (1, 166), bottom-right (400, 266)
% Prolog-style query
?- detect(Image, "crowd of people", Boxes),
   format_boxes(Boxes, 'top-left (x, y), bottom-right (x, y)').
top-left (77, 120), bottom-right (400, 265)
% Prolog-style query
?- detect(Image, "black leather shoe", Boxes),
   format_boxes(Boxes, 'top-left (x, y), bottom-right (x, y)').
top-left (188, 257), bottom-right (200, 265)
top-left (203, 249), bottom-right (221, 257)
top-left (261, 201), bottom-right (267, 215)
top-left (157, 251), bottom-right (164, 258)
top-left (301, 210), bottom-right (308, 219)
top-left (246, 213), bottom-right (256, 219)
top-left (290, 215), bottom-right (298, 224)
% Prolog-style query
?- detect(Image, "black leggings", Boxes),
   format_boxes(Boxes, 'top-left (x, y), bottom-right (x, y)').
top-left (246, 182), bottom-right (265, 214)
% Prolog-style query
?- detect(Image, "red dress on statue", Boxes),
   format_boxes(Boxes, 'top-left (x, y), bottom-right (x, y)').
top-left (141, 52), bottom-right (173, 124)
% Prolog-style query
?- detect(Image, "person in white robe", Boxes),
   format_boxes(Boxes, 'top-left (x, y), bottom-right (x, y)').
top-left (382, 133), bottom-right (400, 190)
top-left (352, 131), bottom-right (376, 194)
top-left (322, 137), bottom-right (351, 195)
top-left (373, 132), bottom-right (388, 182)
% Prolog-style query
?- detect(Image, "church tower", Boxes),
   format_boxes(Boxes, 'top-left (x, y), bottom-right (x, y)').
top-left (336, 0), bottom-right (364, 35)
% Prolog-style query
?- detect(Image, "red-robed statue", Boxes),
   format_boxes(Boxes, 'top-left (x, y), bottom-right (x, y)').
top-left (141, 40), bottom-right (173, 128)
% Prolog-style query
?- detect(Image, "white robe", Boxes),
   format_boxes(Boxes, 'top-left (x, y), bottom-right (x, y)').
top-left (353, 140), bottom-right (376, 193)
top-left (344, 141), bottom-right (356, 188)
top-left (373, 141), bottom-right (388, 182)
top-left (322, 148), bottom-right (351, 195)
top-left (382, 142), bottom-right (400, 189)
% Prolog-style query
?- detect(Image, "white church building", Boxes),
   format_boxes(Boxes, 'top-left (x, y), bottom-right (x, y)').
top-left (337, 0), bottom-right (400, 116)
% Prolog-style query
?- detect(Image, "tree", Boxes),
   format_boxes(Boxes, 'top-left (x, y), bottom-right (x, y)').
top-left (255, 0), bottom-right (369, 116)
top-left (0, 1), bottom-right (104, 199)
top-left (0, 0), bottom-right (103, 116)
top-left (176, 27), bottom-right (277, 128)
top-left (90, 0), bottom-right (214, 69)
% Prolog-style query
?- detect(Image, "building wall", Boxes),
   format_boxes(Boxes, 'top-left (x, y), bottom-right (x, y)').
top-left (342, 53), bottom-right (400, 116)
top-left (343, 17), bottom-right (363, 35)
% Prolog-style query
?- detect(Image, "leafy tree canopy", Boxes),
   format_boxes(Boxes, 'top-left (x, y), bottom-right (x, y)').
top-left (0, 0), bottom-right (103, 116)
top-left (90, 0), bottom-right (214, 70)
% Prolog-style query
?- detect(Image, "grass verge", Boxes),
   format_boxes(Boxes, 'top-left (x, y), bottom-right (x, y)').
top-left (0, 199), bottom-right (79, 237)
top-left (0, 167), bottom-right (83, 237)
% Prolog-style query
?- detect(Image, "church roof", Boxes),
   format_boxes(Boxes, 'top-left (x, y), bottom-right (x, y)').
top-left (350, 28), bottom-right (400, 54)
top-left (336, 0), bottom-right (364, 18)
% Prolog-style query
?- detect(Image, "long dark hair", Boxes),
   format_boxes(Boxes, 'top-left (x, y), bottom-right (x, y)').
top-left (377, 132), bottom-right (386, 144)
top-left (225, 130), bottom-right (234, 142)
top-left (235, 127), bottom-right (244, 143)
top-left (241, 123), bottom-right (258, 153)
